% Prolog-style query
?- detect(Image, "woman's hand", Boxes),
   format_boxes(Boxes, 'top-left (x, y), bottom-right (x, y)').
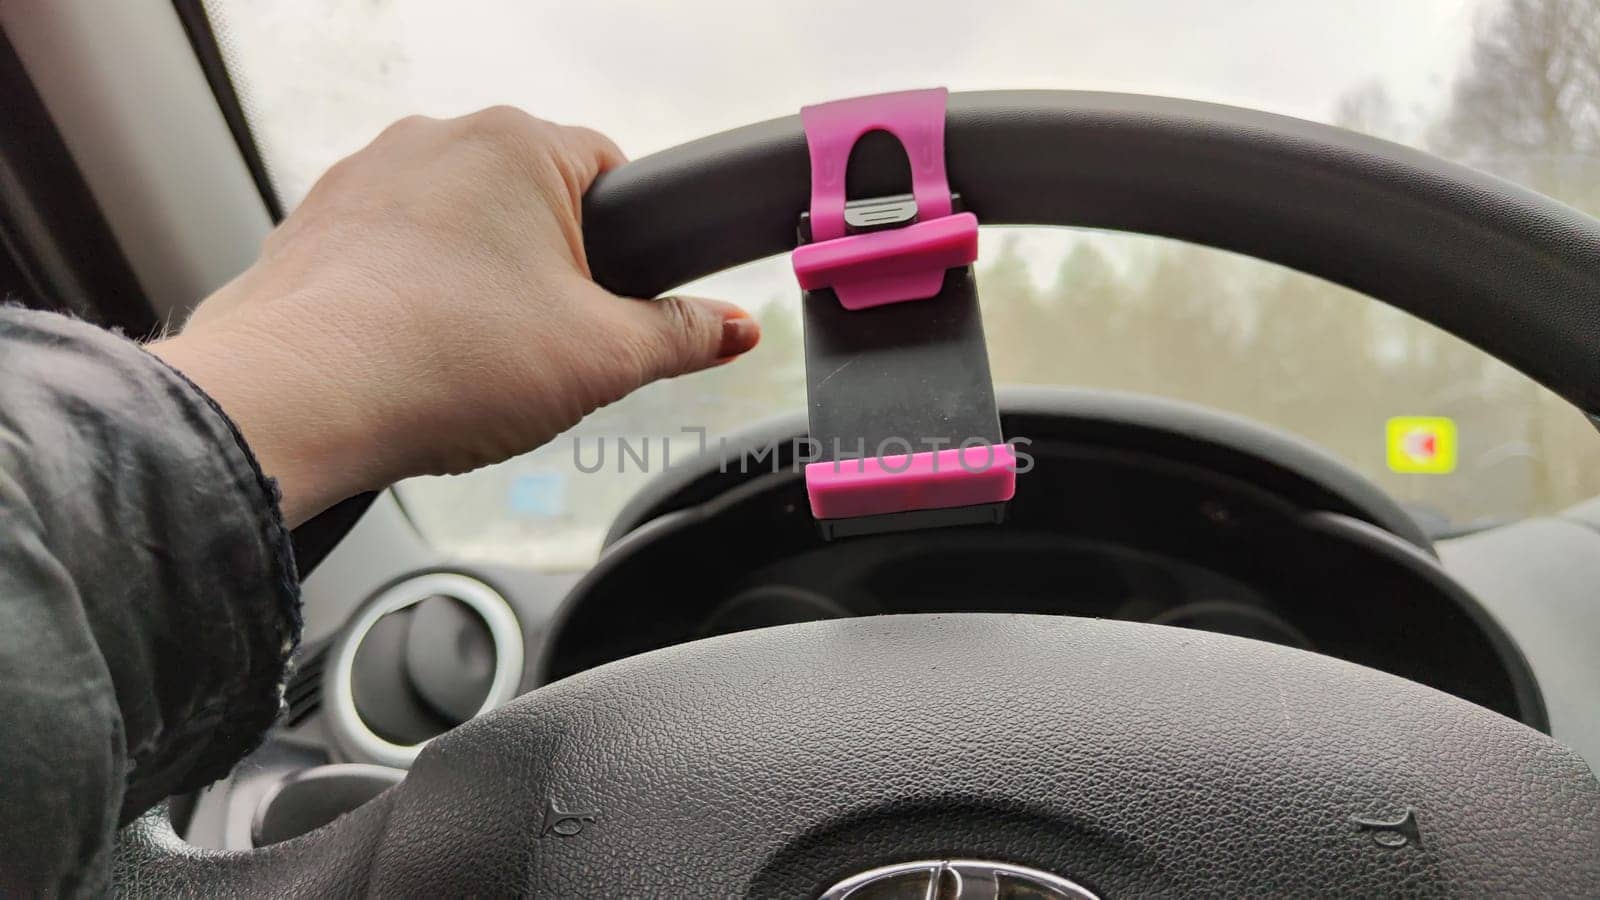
top-left (150, 107), bottom-right (758, 527)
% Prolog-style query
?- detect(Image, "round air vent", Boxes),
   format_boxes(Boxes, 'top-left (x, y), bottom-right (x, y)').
top-left (325, 573), bottom-right (524, 767)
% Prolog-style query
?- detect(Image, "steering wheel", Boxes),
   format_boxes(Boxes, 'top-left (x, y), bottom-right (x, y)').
top-left (118, 92), bottom-right (1600, 896)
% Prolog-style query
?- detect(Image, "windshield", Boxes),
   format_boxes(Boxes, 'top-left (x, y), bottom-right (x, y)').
top-left (206, 0), bottom-right (1600, 569)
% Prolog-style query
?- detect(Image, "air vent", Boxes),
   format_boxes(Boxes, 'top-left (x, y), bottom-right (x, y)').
top-left (324, 574), bottom-right (524, 768)
top-left (283, 639), bottom-right (330, 728)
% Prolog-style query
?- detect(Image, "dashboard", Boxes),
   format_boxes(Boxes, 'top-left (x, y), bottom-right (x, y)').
top-left (540, 389), bottom-right (1534, 723)
top-left (180, 388), bottom-right (1600, 851)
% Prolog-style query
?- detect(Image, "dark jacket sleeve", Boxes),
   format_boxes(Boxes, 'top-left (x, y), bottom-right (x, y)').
top-left (0, 307), bottom-right (301, 895)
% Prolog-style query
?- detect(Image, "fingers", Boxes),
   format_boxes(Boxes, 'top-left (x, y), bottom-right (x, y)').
top-left (615, 294), bottom-right (761, 382)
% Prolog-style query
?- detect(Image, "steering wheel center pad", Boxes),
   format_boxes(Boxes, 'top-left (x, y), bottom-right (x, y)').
top-left (118, 615), bottom-right (1600, 895)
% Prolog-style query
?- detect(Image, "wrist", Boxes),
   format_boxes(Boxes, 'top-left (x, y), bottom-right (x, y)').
top-left (147, 329), bottom-right (377, 527)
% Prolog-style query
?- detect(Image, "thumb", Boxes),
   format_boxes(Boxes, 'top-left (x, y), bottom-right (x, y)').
top-left (621, 294), bottom-right (761, 380)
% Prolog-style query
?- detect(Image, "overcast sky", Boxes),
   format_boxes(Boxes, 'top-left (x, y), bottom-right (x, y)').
top-left (214, 0), bottom-right (1482, 191)
top-left (402, 0), bottom-right (1477, 148)
top-left (208, 0), bottom-right (1488, 299)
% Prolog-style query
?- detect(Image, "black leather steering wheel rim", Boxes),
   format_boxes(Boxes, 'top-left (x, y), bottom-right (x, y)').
top-left (584, 90), bottom-right (1600, 416)
top-left (296, 90), bottom-right (1600, 573)
top-left (140, 91), bottom-right (1600, 895)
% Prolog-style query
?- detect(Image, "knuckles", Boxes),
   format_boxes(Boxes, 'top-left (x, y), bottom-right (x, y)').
top-left (465, 104), bottom-right (542, 135)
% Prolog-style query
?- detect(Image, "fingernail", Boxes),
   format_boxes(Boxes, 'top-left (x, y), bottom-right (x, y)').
top-left (718, 311), bottom-right (760, 359)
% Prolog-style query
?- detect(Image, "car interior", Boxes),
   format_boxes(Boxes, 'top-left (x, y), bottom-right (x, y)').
top-left (3, 1), bottom-right (1598, 895)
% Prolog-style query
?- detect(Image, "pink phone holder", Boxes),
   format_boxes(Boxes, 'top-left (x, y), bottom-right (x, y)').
top-left (793, 89), bottom-right (1014, 530)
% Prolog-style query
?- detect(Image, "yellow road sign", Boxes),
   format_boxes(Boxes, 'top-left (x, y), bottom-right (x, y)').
top-left (1386, 416), bottom-right (1457, 474)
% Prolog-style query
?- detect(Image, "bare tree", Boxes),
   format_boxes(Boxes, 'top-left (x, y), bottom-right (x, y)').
top-left (1432, 0), bottom-right (1600, 211)
top-left (1429, 0), bottom-right (1600, 514)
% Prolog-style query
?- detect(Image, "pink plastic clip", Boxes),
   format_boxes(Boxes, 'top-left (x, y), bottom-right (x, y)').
top-left (805, 444), bottom-right (1018, 520)
top-left (791, 88), bottom-right (978, 310)
top-left (792, 213), bottom-right (978, 310)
